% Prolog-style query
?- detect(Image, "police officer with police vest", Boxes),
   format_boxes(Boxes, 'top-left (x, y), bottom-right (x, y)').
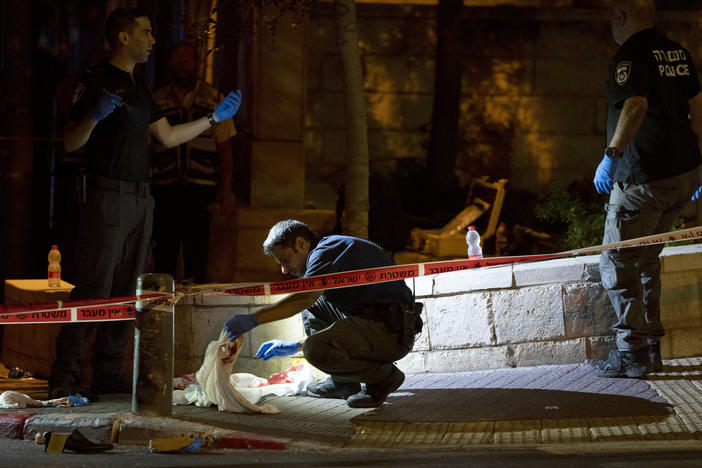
top-left (150, 42), bottom-right (237, 283)
top-left (50, 8), bottom-right (242, 399)
top-left (591, 0), bottom-right (702, 379)
top-left (223, 219), bottom-right (423, 408)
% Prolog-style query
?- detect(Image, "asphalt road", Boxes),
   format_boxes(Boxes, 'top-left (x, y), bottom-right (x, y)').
top-left (3, 438), bottom-right (702, 468)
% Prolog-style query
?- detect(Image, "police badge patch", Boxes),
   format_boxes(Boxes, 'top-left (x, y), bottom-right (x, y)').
top-left (72, 83), bottom-right (85, 105)
top-left (615, 61), bottom-right (631, 86)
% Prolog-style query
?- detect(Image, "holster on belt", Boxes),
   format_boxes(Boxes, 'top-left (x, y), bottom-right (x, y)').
top-left (402, 302), bottom-right (423, 349)
top-left (358, 302), bottom-right (424, 349)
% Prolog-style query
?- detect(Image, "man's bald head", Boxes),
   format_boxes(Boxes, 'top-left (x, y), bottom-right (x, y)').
top-left (611, 0), bottom-right (655, 45)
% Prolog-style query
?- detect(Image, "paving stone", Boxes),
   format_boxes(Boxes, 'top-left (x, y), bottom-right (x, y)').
top-left (441, 421), bottom-right (494, 445)
top-left (541, 418), bottom-right (591, 444)
top-left (493, 419), bottom-right (541, 444)
top-left (349, 422), bottom-right (404, 447)
top-left (588, 417), bottom-right (644, 441)
top-left (4, 358), bottom-right (702, 449)
top-left (520, 365), bottom-right (580, 389)
top-left (675, 412), bottom-right (702, 436)
top-left (392, 422), bottom-right (449, 447)
top-left (634, 414), bottom-right (697, 441)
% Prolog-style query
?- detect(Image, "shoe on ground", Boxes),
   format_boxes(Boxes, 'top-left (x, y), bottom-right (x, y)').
top-left (44, 429), bottom-right (113, 453)
top-left (347, 366), bottom-right (405, 408)
top-left (590, 349), bottom-right (649, 378)
top-left (647, 342), bottom-right (663, 372)
top-left (307, 376), bottom-right (361, 399)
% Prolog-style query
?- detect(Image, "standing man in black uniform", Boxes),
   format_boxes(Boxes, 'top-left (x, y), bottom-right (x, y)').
top-left (50, 8), bottom-right (243, 399)
top-left (590, 0), bottom-right (702, 379)
top-left (223, 220), bottom-right (423, 408)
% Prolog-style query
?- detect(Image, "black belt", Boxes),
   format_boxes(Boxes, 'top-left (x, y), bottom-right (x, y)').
top-left (88, 175), bottom-right (150, 196)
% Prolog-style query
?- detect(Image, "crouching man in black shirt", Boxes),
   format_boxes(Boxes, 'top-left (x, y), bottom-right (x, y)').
top-left (224, 220), bottom-right (423, 408)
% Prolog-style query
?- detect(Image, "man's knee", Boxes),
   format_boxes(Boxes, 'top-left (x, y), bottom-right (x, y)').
top-left (303, 334), bottom-right (335, 369)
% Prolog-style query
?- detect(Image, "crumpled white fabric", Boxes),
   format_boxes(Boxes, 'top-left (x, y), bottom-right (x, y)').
top-left (0, 391), bottom-right (70, 409)
top-left (227, 362), bottom-right (316, 404)
top-left (194, 330), bottom-right (280, 413)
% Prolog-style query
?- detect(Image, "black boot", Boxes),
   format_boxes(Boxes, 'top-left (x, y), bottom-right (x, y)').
top-left (347, 366), bottom-right (405, 408)
top-left (590, 349), bottom-right (649, 378)
top-left (307, 376), bottom-right (361, 399)
top-left (647, 342), bottom-right (663, 372)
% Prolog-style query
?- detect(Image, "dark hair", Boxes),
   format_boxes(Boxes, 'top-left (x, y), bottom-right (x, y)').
top-left (263, 220), bottom-right (317, 256)
top-left (105, 8), bottom-right (147, 49)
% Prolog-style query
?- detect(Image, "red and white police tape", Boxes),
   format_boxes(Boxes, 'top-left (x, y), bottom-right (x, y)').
top-left (2, 225), bottom-right (702, 324)
top-left (0, 294), bottom-right (170, 325)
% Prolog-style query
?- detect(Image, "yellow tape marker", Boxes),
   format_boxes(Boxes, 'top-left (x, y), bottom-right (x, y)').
top-left (46, 433), bottom-right (70, 454)
top-left (149, 436), bottom-right (195, 453)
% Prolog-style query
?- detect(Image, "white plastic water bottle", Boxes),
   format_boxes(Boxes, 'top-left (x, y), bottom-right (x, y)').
top-left (466, 226), bottom-right (483, 259)
top-left (48, 245), bottom-right (61, 287)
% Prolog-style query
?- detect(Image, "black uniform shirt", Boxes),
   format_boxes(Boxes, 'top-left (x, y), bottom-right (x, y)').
top-left (70, 61), bottom-right (164, 182)
top-left (606, 28), bottom-right (701, 184)
top-left (304, 235), bottom-right (413, 314)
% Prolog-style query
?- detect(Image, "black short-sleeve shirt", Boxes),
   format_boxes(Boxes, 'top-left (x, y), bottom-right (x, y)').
top-left (70, 61), bottom-right (164, 182)
top-left (304, 235), bottom-right (413, 314)
top-left (606, 28), bottom-right (701, 184)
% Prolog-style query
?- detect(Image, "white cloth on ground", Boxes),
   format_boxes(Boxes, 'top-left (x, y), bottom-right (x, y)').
top-left (194, 330), bottom-right (280, 413)
top-left (0, 391), bottom-right (70, 409)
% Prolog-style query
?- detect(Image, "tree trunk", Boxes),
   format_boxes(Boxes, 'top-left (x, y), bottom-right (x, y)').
top-left (428, 0), bottom-right (463, 187)
top-left (334, 0), bottom-right (369, 238)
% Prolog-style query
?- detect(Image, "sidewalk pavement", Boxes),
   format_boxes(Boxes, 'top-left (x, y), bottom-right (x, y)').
top-left (1, 357), bottom-right (702, 452)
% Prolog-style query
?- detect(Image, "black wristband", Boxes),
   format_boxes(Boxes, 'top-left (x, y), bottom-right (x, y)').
top-left (207, 112), bottom-right (218, 127)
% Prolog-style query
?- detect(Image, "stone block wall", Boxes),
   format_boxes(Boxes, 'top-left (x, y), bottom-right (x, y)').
top-left (175, 244), bottom-right (702, 378)
top-left (304, 4), bottom-right (702, 207)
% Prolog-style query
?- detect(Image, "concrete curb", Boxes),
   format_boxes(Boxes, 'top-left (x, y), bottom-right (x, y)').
top-left (0, 410), bottom-right (290, 450)
top-left (0, 412), bottom-right (36, 439)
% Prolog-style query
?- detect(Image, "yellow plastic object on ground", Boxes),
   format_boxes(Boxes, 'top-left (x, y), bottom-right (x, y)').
top-left (149, 436), bottom-right (195, 453)
top-left (45, 433), bottom-right (71, 453)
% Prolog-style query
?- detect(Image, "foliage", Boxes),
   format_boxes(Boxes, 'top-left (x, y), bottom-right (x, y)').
top-left (534, 180), bottom-right (605, 251)
top-left (667, 216), bottom-right (695, 247)
top-left (183, 0), bottom-right (319, 52)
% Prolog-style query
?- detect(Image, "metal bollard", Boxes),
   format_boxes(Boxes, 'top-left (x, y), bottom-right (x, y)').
top-left (133, 273), bottom-right (174, 416)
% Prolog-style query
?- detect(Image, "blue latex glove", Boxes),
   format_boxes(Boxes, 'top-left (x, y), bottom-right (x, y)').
top-left (91, 92), bottom-right (123, 122)
top-left (224, 313), bottom-right (258, 341)
top-left (256, 339), bottom-right (298, 361)
top-left (692, 186), bottom-right (702, 201)
top-left (67, 395), bottom-right (89, 407)
top-left (213, 89), bottom-right (242, 122)
top-left (593, 155), bottom-right (620, 194)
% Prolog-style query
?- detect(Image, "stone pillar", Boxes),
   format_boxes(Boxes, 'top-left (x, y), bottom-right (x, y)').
top-left (245, 8), bottom-right (307, 208)
top-left (133, 273), bottom-right (175, 416)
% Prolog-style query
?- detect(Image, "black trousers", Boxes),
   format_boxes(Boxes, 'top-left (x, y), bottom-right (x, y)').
top-left (51, 182), bottom-right (153, 391)
top-left (302, 296), bottom-right (409, 385)
top-left (151, 184), bottom-right (214, 283)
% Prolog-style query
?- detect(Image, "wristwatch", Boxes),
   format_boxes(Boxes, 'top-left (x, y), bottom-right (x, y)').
top-left (206, 112), bottom-right (218, 127)
top-left (604, 146), bottom-right (623, 159)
